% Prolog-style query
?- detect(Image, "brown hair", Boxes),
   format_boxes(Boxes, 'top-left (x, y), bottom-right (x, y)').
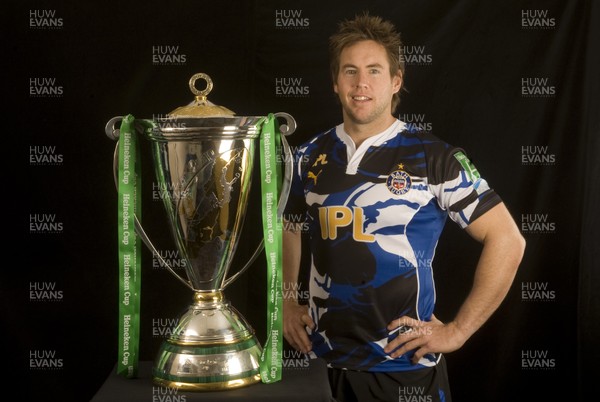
top-left (329, 13), bottom-right (405, 113)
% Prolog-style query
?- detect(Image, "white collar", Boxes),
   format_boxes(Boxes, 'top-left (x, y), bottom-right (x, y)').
top-left (335, 120), bottom-right (405, 174)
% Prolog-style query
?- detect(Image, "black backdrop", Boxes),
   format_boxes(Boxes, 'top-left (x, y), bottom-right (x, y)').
top-left (10, 0), bottom-right (599, 400)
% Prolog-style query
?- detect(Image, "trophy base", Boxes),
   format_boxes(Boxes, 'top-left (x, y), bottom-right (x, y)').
top-left (152, 291), bottom-right (263, 391)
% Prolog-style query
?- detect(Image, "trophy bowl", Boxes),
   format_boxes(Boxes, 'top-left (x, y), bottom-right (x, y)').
top-left (106, 73), bottom-right (295, 391)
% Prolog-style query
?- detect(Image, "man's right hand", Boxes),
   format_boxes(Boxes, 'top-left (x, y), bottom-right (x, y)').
top-left (283, 299), bottom-right (315, 354)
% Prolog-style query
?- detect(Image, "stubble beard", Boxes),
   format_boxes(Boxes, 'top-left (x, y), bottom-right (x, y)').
top-left (343, 100), bottom-right (391, 127)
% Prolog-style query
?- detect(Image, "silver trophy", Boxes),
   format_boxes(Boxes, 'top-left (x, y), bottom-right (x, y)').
top-left (105, 73), bottom-right (295, 391)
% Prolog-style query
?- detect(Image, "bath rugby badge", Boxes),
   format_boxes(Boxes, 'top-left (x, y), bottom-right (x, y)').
top-left (386, 164), bottom-right (411, 195)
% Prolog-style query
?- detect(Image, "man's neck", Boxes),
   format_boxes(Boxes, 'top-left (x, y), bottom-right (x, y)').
top-left (343, 115), bottom-right (397, 147)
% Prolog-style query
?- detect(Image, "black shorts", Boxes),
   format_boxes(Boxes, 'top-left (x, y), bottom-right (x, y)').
top-left (327, 355), bottom-right (451, 402)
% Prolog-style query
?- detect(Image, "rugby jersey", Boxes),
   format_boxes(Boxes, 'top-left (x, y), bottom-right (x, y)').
top-left (285, 120), bottom-right (501, 371)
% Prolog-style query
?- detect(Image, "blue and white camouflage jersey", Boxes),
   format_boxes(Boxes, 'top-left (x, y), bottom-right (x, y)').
top-left (284, 119), bottom-right (502, 372)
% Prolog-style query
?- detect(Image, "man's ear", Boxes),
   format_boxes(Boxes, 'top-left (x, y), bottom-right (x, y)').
top-left (392, 70), bottom-right (403, 94)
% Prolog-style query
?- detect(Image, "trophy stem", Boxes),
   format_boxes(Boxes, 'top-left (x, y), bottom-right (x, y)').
top-left (152, 291), bottom-right (262, 391)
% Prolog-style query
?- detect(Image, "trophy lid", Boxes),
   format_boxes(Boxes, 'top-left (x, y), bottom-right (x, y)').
top-left (148, 73), bottom-right (264, 141)
top-left (168, 73), bottom-right (236, 117)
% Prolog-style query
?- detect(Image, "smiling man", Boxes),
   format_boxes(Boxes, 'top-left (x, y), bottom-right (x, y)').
top-left (282, 14), bottom-right (525, 402)
top-left (334, 39), bottom-right (402, 141)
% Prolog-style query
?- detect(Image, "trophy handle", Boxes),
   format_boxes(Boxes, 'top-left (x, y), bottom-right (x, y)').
top-left (106, 116), bottom-right (196, 292)
top-left (222, 112), bottom-right (296, 289)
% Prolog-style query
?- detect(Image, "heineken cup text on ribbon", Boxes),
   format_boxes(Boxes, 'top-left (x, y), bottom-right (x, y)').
top-left (259, 114), bottom-right (284, 383)
top-left (117, 115), bottom-right (142, 378)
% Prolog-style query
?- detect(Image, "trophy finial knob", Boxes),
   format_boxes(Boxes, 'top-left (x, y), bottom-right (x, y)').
top-left (189, 73), bottom-right (213, 101)
top-left (169, 72), bottom-right (235, 116)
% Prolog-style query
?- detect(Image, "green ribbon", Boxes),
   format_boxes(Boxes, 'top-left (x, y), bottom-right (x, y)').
top-left (114, 113), bottom-right (283, 382)
top-left (259, 114), bottom-right (284, 383)
top-left (116, 115), bottom-right (143, 378)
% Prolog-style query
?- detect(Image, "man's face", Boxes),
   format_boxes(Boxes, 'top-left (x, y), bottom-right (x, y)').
top-left (334, 40), bottom-right (402, 128)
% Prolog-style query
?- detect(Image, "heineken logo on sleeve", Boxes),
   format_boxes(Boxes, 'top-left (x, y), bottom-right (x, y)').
top-left (454, 152), bottom-right (481, 182)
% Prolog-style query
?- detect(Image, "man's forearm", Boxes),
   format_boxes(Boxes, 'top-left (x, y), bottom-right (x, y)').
top-left (453, 209), bottom-right (526, 341)
top-left (454, 243), bottom-right (522, 340)
top-left (283, 222), bottom-right (303, 302)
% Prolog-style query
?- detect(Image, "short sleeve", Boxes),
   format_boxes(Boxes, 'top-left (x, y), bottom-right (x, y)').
top-left (424, 138), bottom-right (502, 228)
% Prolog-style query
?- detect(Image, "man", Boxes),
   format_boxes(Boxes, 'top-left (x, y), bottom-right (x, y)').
top-left (282, 14), bottom-right (525, 402)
